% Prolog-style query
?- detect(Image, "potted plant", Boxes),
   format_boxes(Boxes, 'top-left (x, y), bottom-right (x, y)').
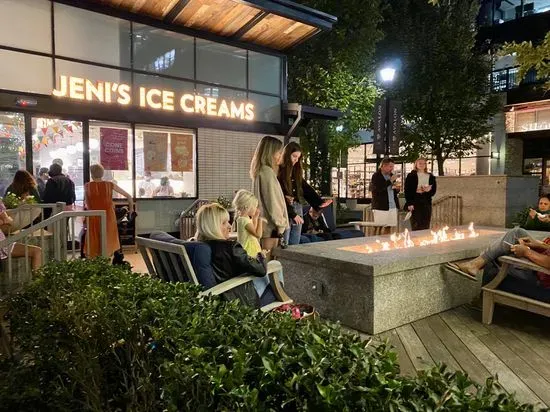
top-left (1, 192), bottom-right (40, 232)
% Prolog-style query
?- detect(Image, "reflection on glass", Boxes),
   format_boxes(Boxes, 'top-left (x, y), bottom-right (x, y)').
top-left (0, 111), bottom-right (25, 196)
top-left (134, 126), bottom-right (196, 198)
top-left (248, 51), bottom-right (281, 95)
top-left (524, 158), bottom-right (543, 175)
top-left (196, 39), bottom-right (246, 89)
top-left (89, 121), bottom-right (134, 197)
top-left (31, 117), bottom-right (84, 204)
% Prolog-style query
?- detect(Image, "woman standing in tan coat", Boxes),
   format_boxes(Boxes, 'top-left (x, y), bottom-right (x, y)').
top-left (250, 136), bottom-right (289, 253)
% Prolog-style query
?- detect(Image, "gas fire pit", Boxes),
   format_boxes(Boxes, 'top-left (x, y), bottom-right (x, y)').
top-left (275, 225), bottom-right (505, 334)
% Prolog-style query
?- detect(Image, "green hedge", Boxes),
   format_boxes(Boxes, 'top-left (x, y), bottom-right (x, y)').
top-left (0, 259), bottom-right (537, 411)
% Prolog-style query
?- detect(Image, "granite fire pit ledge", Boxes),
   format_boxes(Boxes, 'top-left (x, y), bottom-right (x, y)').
top-left (274, 226), bottom-right (507, 334)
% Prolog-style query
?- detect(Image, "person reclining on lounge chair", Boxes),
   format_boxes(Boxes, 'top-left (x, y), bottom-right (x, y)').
top-left (445, 227), bottom-right (550, 299)
top-left (195, 202), bottom-right (281, 307)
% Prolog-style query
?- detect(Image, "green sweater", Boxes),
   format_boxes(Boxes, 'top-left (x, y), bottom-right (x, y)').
top-left (523, 209), bottom-right (550, 231)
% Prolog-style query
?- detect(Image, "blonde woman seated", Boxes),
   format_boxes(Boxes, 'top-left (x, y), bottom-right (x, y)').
top-left (195, 203), bottom-right (281, 307)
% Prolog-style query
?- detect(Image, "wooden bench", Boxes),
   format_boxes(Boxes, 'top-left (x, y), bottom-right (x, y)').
top-left (482, 255), bottom-right (550, 324)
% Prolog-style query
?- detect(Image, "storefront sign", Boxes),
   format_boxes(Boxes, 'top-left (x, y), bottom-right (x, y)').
top-left (52, 75), bottom-right (255, 121)
top-left (143, 132), bottom-right (168, 172)
top-left (171, 133), bottom-right (194, 172)
top-left (100, 128), bottom-right (128, 170)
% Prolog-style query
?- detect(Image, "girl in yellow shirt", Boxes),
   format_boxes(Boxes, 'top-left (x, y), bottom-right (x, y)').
top-left (232, 189), bottom-right (265, 258)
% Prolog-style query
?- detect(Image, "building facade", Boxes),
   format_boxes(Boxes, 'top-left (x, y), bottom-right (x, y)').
top-left (0, 0), bottom-right (335, 233)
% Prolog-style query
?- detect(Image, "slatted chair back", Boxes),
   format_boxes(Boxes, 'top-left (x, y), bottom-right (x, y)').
top-left (135, 237), bottom-right (198, 285)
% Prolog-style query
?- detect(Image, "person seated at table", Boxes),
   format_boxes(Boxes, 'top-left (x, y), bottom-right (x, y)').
top-left (445, 228), bottom-right (550, 298)
top-left (4, 170), bottom-right (41, 202)
top-left (153, 176), bottom-right (174, 197)
top-left (195, 203), bottom-right (278, 307)
top-left (301, 207), bottom-right (336, 242)
top-left (523, 194), bottom-right (550, 231)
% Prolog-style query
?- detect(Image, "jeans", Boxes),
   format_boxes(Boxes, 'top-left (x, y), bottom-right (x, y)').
top-left (287, 202), bottom-right (303, 246)
top-left (481, 227), bottom-right (529, 263)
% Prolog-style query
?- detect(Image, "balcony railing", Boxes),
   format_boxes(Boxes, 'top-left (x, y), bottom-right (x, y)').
top-left (490, 66), bottom-right (540, 92)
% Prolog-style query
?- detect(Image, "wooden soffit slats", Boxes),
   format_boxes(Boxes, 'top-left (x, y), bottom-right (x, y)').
top-left (86, 0), bottom-right (334, 50)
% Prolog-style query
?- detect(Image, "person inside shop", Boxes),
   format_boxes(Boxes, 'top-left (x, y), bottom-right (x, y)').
top-left (250, 136), bottom-right (289, 254)
top-left (369, 157), bottom-right (400, 234)
top-left (277, 142), bottom-right (332, 245)
top-left (404, 157), bottom-right (437, 231)
top-left (4, 170), bottom-right (41, 202)
top-left (195, 202), bottom-right (278, 307)
top-left (42, 163), bottom-right (76, 218)
top-left (83, 163), bottom-right (133, 260)
top-left (523, 194), bottom-right (550, 231)
top-left (154, 176), bottom-right (175, 197)
top-left (36, 167), bottom-right (50, 199)
top-left (0, 198), bottom-right (42, 270)
top-left (301, 207), bottom-right (336, 242)
top-left (138, 171), bottom-right (155, 198)
top-left (445, 227), bottom-right (550, 302)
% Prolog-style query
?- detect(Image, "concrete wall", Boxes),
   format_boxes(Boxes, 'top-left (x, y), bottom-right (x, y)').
top-left (434, 175), bottom-right (539, 227)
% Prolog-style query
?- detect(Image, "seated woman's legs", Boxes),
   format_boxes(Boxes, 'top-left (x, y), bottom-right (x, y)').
top-left (11, 243), bottom-right (42, 270)
top-left (458, 227), bottom-right (529, 277)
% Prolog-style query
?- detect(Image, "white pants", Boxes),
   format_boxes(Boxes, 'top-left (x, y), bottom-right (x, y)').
top-left (373, 209), bottom-right (398, 227)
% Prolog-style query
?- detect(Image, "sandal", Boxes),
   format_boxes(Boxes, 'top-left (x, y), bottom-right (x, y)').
top-left (444, 262), bottom-right (478, 282)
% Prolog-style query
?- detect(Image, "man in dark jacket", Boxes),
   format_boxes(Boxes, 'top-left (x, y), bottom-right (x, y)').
top-left (43, 163), bottom-right (76, 218)
top-left (36, 167), bottom-right (49, 199)
top-left (369, 157), bottom-right (400, 234)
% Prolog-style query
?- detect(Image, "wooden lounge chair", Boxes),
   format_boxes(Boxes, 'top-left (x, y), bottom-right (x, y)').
top-left (135, 235), bottom-right (292, 312)
top-left (482, 255), bottom-right (550, 324)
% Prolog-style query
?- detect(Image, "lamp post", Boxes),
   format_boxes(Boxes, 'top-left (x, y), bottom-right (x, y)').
top-left (373, 66), bottom-right (402, 157)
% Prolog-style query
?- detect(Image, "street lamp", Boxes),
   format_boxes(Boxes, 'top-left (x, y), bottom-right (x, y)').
top-left (373, 66), bottom-right (402, 156)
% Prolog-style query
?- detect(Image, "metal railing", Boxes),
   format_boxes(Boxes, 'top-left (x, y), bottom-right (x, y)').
top-left (177, 199), bottom-right (211, 240)
top-left (431, 195), bottom-right (462, 229)
top-left (0, 205), bottom-right (107, 295)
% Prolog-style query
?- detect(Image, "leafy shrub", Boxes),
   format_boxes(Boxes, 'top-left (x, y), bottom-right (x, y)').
top-left (0, 192), bottom-right (37, 209)
top-left (513, 206), bottom-right (530, 228)
top-left (0, 259), bottom-right (538, 411)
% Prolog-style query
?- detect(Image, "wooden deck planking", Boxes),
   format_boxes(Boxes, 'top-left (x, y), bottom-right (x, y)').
top-left (439, 310), bottom-right (543, 406)
top-left (395, 324), bottom-right (435, 371)
top-left (411, 317), bottom-right (461, 371)
top-left (378, 330), bottom-right (416, 377)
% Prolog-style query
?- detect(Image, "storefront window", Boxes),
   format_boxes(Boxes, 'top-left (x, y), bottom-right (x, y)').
top-left (133, 23), bottom-right (194, 79)
top-left (524, 158), bottom-right (542, 175)
top-left (196, 39), bottom-right (246, 89)
top-left (134, 74), bottom-right (194, 98)
top-left (135, 126), bottom-right (196, 198)
top-left (1, 0), bottom-right (51, 53)
top-left (31, 117), bottom-right (84, 205)
top-left (248, 93), bottom-right (281, 123)
top-left (195, 84), bottom-right (246, 100)
top-left (54, 3), bottom-right (131, 68)
top-left (55, 59), bottom-right (130, 88)
top-left (0, 49), bottom-right (52, 95)
top-left (89, 121), bottom-right (134, 197)
top-left (248, 51), bottom-right (281, 95)
top-left (0, 111), bottom-right (25, 196)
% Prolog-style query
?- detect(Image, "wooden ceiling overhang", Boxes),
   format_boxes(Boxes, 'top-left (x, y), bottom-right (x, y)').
top-left (78, 0), bottom-right (336, 51)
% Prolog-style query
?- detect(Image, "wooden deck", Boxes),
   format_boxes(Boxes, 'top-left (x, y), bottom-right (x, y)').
top-left (365, 305), bottom-right (550, 409)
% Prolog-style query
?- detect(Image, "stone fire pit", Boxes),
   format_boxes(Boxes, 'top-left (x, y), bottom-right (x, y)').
top-left (275, 226), bottom-right (506, 334)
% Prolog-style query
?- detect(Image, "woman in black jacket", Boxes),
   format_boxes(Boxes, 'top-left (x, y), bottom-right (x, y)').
top-left (195, 203), bottom-right (276, 308)
top-left (404, 158), bottom-right (437, 231)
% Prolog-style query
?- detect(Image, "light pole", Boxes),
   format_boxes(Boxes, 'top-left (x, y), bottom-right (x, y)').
top-left (373, 66), bottom-right (401, 157)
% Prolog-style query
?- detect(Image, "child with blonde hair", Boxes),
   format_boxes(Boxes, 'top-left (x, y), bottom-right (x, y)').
top-left (232, 189), bottom-right (265, 258)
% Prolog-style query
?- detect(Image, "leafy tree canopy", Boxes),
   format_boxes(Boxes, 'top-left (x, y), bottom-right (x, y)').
top-left (378, 0), bottom-right (501, 175)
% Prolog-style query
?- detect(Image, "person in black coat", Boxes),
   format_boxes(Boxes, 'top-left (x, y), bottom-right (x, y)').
top-left (369, 158), bottom-right (400, 234)
top-left (404, 158), bottom-right (437, 231)
top-left (42, 163), bottom-right (76, 218)
top-left (195, 203), bottom-right (275, 308)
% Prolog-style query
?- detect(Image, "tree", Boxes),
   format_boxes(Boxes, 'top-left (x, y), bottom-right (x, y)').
top-left (502, 32), bottom-right (550, 90)
top-left (379, 0), bottom-right (501, 175)
top-left (288, 0), bottom-right (383, 193)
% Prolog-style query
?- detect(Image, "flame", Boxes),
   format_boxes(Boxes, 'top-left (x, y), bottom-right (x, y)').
top-left (350, 223), bottom-right (480, 254)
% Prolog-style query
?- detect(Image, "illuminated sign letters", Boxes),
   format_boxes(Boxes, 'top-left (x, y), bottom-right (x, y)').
top-left (52, 75), bottom-right (255, 121)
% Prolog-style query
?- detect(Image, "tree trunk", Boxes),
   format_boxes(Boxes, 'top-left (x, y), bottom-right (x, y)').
top-left (436, 154), bottom-right (445, 176)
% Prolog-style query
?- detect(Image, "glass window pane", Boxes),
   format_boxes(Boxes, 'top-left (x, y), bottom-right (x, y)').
top-left (135, 125), bottom-right (196, 198)
top-left (0, 112), bottom-right (26, 194)
top-left (55, 59), bottom-right (131, 89)
top-left (89, 121), bottom-right (134, 197)
top-left (0, 49), bottom-right (52, 94)
top-left (31, 117), bottom-right (84, 205)
top-left (248, 51), bottom-right (281, 95)
top-left (134, 74), bottom-right (194, 98)
top-left (249, 93), bottom-right (281, 123)
top-left (524, 158), bottom-right (542, 175)
top-left (55, 3), bottom-right (131, 68)
top-left (195, 84), bottom-right (247, 100)
top-left (196, 39), bottom-right (246, 88)
top-left (133, 23), bottom-right (194, 79)
top-left (0, 0), bottom-right (51, 52)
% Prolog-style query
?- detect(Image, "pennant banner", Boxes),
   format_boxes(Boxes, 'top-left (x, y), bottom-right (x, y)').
top-left (170, 133), bottom-right (194, 172)
top-left (143, 131), bottom-right (168, 172)
top-left (372, 98), bottom-right (387, 155)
